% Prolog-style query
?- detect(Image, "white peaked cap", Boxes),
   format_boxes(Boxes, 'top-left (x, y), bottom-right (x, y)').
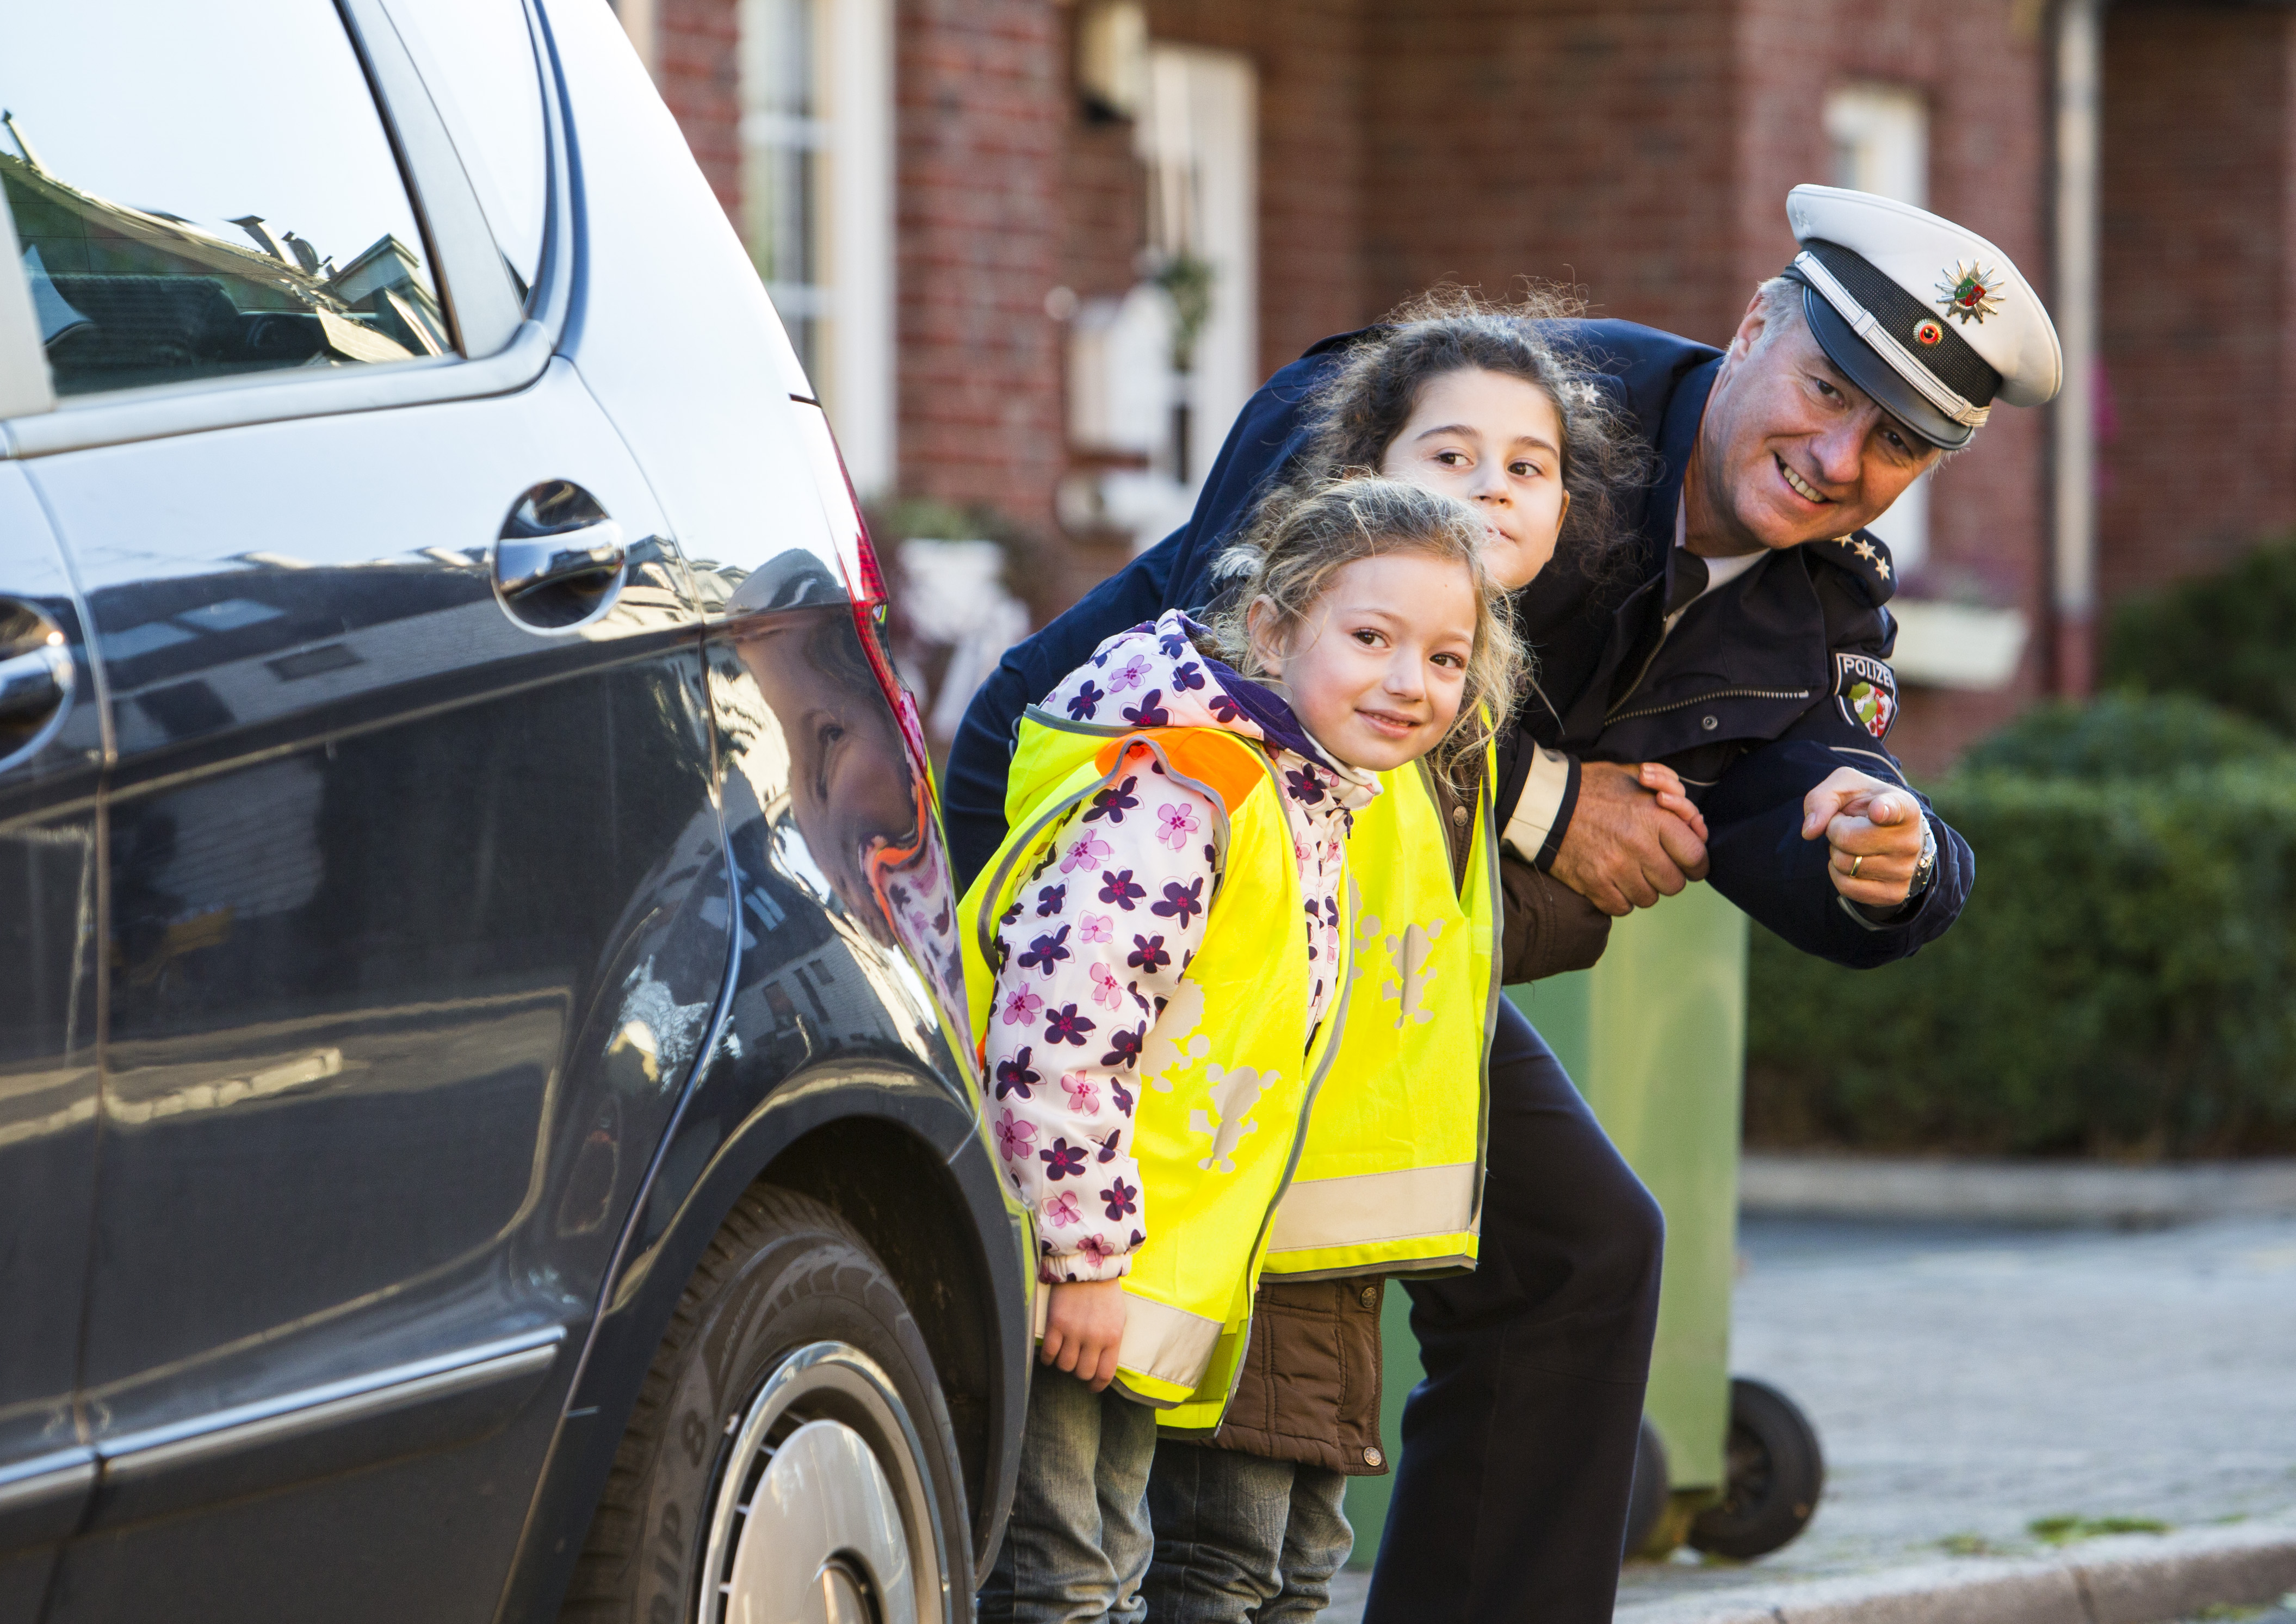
top-left (1782, 184), bottom-right (2063, 449)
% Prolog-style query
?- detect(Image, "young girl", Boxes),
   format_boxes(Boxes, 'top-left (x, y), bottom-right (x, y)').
top-left (963, 477), bottom-right (1524, 1624)
top-left (1138, 299), bottom-right (1701, 1624)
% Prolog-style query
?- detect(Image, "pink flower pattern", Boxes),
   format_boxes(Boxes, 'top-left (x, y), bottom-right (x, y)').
top-left (1076, 911), bottom-right (1113, 944)
top-left (994, 1109), bottom-right (1036, 1162)
top-left (1059, 830), bottom-right (1113, 875)
top-left (1155, 802), bottom-right (1202, 851)
top-left (1002, 987), bottom-right (1043, 1027)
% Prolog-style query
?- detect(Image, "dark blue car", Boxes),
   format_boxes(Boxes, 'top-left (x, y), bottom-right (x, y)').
top-left (0, 2), bottom-right (1030, 1619)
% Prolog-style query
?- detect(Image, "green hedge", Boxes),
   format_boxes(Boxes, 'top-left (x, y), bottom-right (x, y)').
top-left (2103, 536), bottom-right (2296, 735)
top-left (1746, 751), bottom-right (2296, 1157)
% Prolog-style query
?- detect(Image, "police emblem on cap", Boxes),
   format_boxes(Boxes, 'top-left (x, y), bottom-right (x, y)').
top-left (1938, 260), bottom-right (2004, 325)
top-left (1836, 653), bottom-right (1898, 740)
top-left (1915, 319), bottom-right (1944, 347)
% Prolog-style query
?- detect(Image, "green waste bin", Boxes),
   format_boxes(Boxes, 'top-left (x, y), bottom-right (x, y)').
top-left (1345, 882), bottom-right (1822, 1567)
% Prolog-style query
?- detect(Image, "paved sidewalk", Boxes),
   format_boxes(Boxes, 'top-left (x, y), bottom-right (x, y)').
top-left (1325, 1210), bottom-right (2296, 1622)
top-left (1740, 1154), bottom-right (2296, 1228)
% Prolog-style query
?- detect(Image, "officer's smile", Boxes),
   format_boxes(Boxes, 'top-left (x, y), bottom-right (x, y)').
top-left (1775, 453), bottom-right (1834, 507)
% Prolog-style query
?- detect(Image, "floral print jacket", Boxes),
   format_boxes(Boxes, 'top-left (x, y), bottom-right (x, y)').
top-left (986, 610), bottom-right (1377, 1284)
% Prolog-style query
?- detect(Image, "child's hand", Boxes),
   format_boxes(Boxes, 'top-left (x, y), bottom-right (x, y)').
top-left (1042, 1279), bottom-right (1128, 1392)
top-left (1637, 763), bottom-right (1710, 844)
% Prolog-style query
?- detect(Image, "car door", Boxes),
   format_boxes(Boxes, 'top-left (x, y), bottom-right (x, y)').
top-left (0, 461), bottom-right (103, 1622)
top-left (1, 2), bottom-right (731, 1616)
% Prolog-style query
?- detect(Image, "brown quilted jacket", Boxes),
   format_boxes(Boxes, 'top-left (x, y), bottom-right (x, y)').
top-left (1209, 1276), bottom-right (1393, 1475)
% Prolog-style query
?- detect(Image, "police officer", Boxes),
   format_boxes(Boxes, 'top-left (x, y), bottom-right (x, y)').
top-left (946, 186), bottom-right (2063, 1622)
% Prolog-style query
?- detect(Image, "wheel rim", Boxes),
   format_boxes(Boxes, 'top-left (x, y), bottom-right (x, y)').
top-left (698, 1342), bottom-right (949, 1624)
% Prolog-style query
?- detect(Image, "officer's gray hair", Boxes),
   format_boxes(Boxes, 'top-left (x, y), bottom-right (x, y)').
top-left (1749, 276), bottom-right (1805, 349)
top-left (1201, 476), bottom-right (1525, 794)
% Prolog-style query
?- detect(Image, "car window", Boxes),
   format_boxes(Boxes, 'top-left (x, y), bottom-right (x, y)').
top-left (383, 0), bottom-right (548, 297)
top-left (1, 0), bottom-right (450, 399)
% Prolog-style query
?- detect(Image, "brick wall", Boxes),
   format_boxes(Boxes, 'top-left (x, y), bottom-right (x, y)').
top-left (895, 0), bottom-right (1066, 532)
top-left (2097, 3), bottom-right (2296, 608)
top-left (1359, 0), bottom-right (1743, 346)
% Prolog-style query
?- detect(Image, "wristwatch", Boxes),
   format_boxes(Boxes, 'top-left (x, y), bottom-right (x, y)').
top-left (1907, 819), bottom-right (1938, 900)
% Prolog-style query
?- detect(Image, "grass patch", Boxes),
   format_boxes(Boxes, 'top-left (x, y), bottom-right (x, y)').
top-left (2027, 1514), bottom-right (2172, 1545)
top-left (1937, 1532), bottom-right (2007, 1557)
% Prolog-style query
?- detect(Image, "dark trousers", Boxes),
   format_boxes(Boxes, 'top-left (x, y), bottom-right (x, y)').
top-left (1363, 996), bottom-right (1665, 1624)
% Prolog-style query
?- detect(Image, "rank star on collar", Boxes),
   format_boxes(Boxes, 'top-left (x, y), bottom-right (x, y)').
top-left (1937, 259), bottom-right (2004, 325)
top-left (1834, 534), bottom-right (1892, 580)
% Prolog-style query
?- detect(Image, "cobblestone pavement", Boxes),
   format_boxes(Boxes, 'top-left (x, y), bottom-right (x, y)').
top-left (1326, 1211), bottom-right (2296, 1621)
top-left (1622, 1212), bottom-right (2296, 1611)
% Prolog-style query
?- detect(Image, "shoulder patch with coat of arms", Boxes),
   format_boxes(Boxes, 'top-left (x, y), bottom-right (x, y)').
top-left (1836, 652), bottom-right (1899, 740)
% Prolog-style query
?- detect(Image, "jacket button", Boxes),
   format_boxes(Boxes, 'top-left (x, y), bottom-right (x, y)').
top-left (1450, 806), bottom-right (1468, 825)
top-left (1359, 1285), bottom-right (1377, 1308)
top-left (1701, 714), bottom-right (1719, 731)
top-left (1364, 1446), bottom-right (1384, 1467)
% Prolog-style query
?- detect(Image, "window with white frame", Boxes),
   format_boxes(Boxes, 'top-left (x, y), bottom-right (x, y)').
top-left (738, 0), bottom-right (895, 495)
top-left (1060, 39), bottom-right (1257, 553)
top-left (1825, 82), bottom-right (1930, 571)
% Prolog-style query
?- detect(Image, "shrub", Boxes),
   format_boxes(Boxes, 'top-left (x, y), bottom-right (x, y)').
top-left (2103, 536), bottom-right (2296, 735)
top-left (1746, 709), bottom-right (2296, 1155)
top-left (1958, 693), bottom-right (2295, 780)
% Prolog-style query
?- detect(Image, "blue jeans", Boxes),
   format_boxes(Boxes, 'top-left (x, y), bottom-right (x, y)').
top-left (1141, 1440), bottom-right (1353, 1624)
top-left (980, 1369), bottom-right (1160, 1624)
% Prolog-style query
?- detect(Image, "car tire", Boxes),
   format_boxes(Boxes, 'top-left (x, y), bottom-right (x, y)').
top-left (1685, 1377), bottom-right (1824, 1561)
top-left (559, 1185), bottom-right (970, 1624)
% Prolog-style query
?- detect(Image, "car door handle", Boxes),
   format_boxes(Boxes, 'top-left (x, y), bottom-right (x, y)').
top-left (0, 642), bottom-right (72, 727)
top-left (496, 522), bottom-right (627, 599)
top-left (492, 481), bottom-right (628, 629)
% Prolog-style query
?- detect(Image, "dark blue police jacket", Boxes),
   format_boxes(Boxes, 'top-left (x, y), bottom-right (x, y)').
top-left (946, 319), bottom-right (1972, 970)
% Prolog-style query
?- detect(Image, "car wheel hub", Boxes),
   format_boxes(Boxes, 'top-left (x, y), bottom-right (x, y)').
top-left (700, 1342), bottom-right (945, 1624)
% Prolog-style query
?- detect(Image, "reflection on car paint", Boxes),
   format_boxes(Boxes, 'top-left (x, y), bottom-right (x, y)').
top-left (695, 547), bottom-right (974, 1102)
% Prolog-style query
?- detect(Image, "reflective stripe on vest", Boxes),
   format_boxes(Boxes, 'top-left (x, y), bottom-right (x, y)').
top-left (1258, 748), bottom-right (1500, 1281)
top-left (961, 711), bottom-right (1353, 1413)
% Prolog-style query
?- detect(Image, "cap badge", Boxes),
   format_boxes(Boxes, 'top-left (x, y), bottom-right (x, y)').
top-left (1937, 261), bottom-right (2004, 325)
top-left (1914, 318), bottom-right (1945, 347)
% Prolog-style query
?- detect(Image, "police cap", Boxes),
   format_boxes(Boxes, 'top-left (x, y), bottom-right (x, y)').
top-left (1781, 184), bottom-right (2062, 451)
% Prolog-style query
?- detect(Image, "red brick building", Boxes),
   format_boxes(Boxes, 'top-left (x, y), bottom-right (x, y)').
top-left (616, 0), bottom-right (2296, 771)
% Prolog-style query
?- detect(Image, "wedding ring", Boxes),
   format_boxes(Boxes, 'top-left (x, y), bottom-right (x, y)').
top-left (1849, 854), bottom-right (1865, 879)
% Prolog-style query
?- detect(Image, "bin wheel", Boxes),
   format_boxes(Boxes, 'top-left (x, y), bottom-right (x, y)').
top-left (1686, 1378), bottom-right (1824, 1560)
top-left (1623, 1415), bottom-right (1671, 1558)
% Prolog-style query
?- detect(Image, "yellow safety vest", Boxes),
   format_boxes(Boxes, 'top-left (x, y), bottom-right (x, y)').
top-left (1260, 745), bottom-right (1499, 1280)
top-left (960, 710), bottom-right (1354, 1414)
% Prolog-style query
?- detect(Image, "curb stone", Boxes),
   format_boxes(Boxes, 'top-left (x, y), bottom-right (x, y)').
top-left (1738, 1154), bottom-right (2296, 1227)
top-left (1610, 1518), bottom-right (2296, 1624)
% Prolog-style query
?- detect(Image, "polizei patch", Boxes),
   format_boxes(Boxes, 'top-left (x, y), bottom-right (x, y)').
top-left (1836, 652), bottom-right (1898, 739)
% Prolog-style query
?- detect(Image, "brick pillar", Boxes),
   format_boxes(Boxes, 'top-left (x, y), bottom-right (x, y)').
top-left (895, 0), bottom-right (1066, 534)
top-left (653, 0), bottom-right (742, 220)
top-left (2098, 2), bottom-right (2296, 606)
